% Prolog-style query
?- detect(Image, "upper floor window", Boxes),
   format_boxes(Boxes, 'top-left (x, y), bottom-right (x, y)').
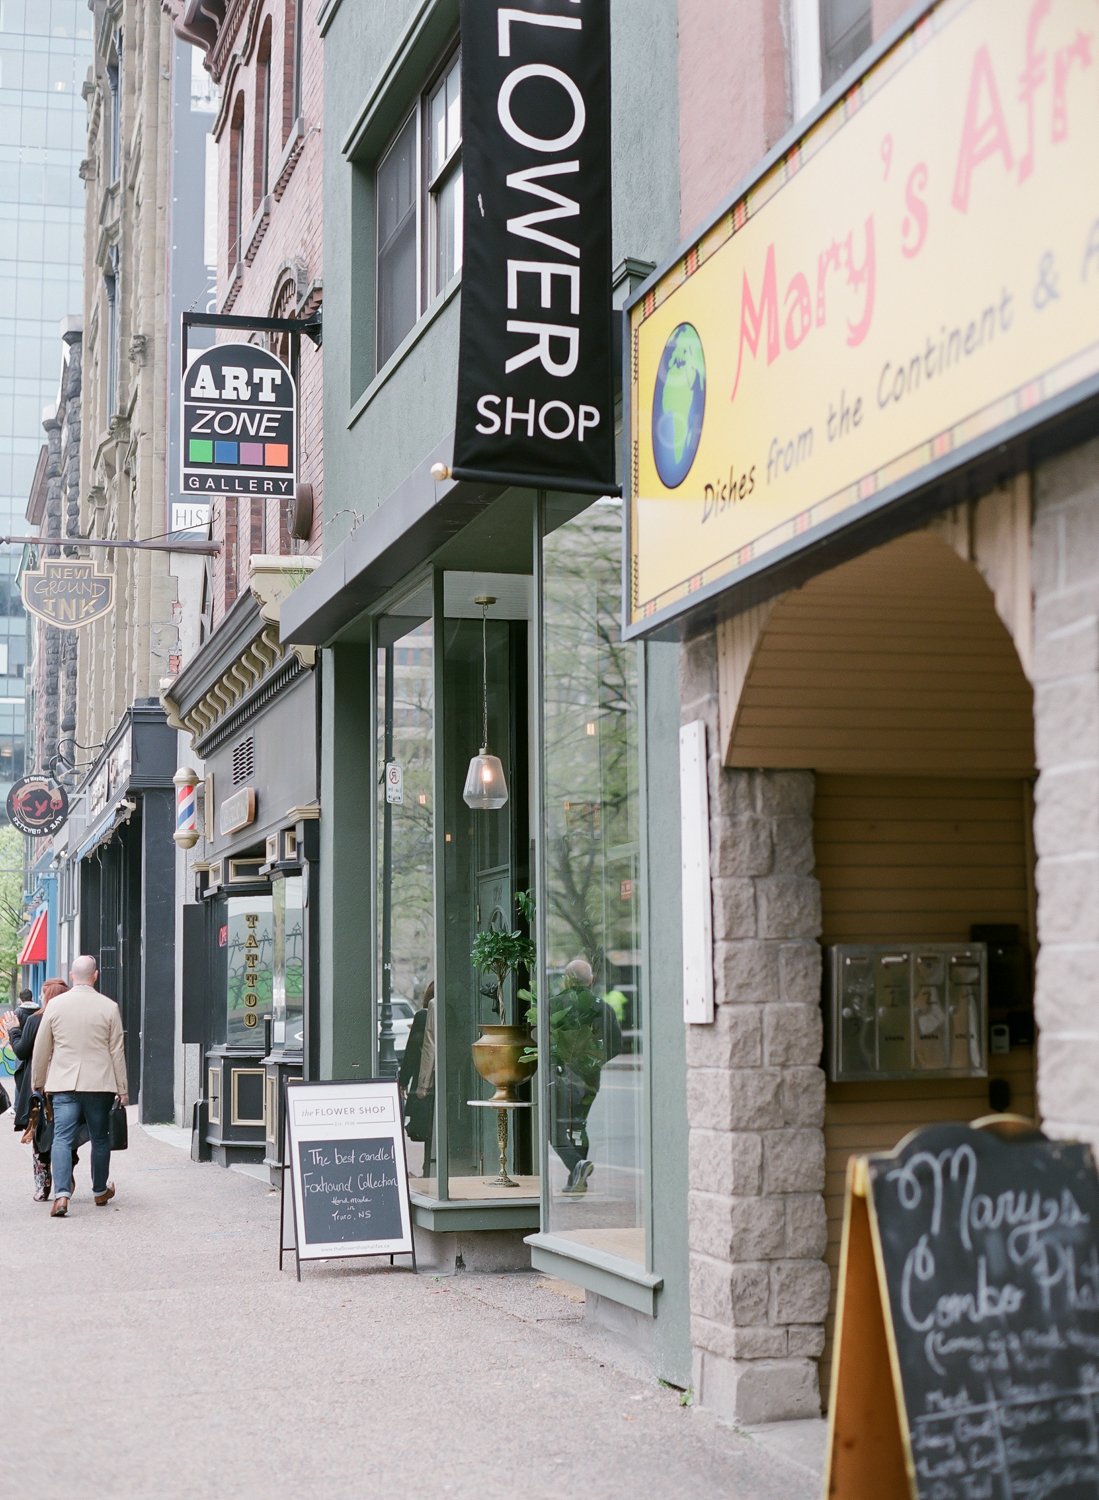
top-left (255, 20), bottom-right (273, 205)
top-left (228, 93), bottom-right (245, 268)
top-left (820, 0), bottom-right (872, 92)
top-left (106, 29), bottom-right (122, 183)
top-left (104, 246), bottom-right (119, 419)
top-left (375, 46), bottom-right (461, 371)
top-left (791, 0), bottom-right (873, 120)
top-left (284, 0), bottom-right (303, 139)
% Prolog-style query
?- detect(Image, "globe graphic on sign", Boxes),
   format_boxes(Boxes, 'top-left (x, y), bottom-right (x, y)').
top-left (651, 322), bottom-right (706, 488)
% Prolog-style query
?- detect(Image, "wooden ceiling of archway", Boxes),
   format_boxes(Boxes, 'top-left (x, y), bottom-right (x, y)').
top-left (722, 530), bottom-right (1035, 776)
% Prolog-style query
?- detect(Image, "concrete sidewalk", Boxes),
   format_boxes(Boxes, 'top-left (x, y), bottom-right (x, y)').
top-left (0, 1115), bottom-right (823, 1499)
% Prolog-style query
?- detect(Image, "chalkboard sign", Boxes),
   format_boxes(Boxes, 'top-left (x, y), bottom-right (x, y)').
top-left (827, 1119), bottom-right (1099, 1500)
top-left (282, 1079), bottom-right (414, 1276)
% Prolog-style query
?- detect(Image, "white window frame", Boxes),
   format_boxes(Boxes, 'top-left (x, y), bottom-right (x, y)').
top-left (789, 0), bottom-right (823, 122)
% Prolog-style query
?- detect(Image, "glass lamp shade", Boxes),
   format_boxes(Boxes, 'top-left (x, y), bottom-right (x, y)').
top-left (462, 747), bottom-right (509, 810)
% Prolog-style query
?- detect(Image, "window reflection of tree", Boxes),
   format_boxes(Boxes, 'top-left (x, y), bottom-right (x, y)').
top-left (544, 503), bottom-right (637, 999)
top-left (227, 917), bottom-right (274, 1010)
top-left (379, 625), bottom-right (435, 1002)
top-left (286, 916), bottom-right (305, 1002)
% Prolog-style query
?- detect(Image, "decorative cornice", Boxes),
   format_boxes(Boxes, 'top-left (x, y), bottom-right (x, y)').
top-left (249, 555), bottom-right (319, 665)
top-left (193, 651), bottom-right (306, 758)
top-left (162, 559), bottom-right (318, 747)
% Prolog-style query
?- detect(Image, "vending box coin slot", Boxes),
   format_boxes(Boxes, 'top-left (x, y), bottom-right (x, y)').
top-left (826, 942), bottom-right (987, 1082)
top-left (875, 952), bottom-right (911, 1074)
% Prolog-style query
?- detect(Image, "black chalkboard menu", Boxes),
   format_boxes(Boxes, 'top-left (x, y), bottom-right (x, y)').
top-left (282, 1079), bottom-right (414, 1275)
top-left (826, 1119), bottom-right (1099, 1500)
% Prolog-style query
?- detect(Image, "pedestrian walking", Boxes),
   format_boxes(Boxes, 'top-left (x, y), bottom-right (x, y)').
top-left (11, 977), bottom-right (69, 1200)
top-left (399, 981), bottom-right (435, 1173)
top-left (31, 956), bottom-right (128, 1219)
top-left (548, 958), bottom-right (623, 1195)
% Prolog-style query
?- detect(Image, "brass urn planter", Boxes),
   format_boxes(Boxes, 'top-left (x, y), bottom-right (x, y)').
top-left (470, 1024), bottom-right (535, 1188)
top-left (471, 1023), bottom-right (535, 1103)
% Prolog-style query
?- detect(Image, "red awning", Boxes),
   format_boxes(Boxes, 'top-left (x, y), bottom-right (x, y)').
top-left (18, 910), bottom-right (47, 966)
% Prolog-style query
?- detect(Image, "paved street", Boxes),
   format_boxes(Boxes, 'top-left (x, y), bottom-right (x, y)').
top-left (0, 1115), bottom-right (822, 1500)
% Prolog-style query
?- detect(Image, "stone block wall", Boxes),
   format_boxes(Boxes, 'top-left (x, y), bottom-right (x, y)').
top-left (1032, 438), bottom-right (1099, 1151)
top-left (681, 629), bottom-right (829, 1425)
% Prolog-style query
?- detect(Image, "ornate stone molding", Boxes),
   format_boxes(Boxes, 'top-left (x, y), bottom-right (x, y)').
top-left (248, 554), bottom-right (319, 666)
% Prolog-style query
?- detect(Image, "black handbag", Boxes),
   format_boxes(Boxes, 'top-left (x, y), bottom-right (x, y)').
top-left (0, 1080), bottom-right (9, 1117)
top-left (108, 1099), bottom-right (128, 1151)
top-left (33, 1097), bottom-right (53, 1155)
top-left (403, 1088), bottom-right (434, 1143)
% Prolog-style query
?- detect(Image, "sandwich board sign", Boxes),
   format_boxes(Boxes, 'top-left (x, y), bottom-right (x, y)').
top-left (281, 1078), bottom-right (414, 1278)
top-left (181, 342), bottom-right (295, 499)
top-left (826, 1118), bottom-right (1099, 1499)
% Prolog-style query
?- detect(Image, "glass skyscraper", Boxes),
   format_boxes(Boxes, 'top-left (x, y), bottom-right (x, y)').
top-left (0, 0), bottom-right (91, 804)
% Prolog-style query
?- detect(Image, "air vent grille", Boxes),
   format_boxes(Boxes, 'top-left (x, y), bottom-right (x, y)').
top-left (231, 733), bottom-right (254, 786)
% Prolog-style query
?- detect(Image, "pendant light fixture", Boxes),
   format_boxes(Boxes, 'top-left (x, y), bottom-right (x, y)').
top-left (462, 594), bottom-right (509, 810)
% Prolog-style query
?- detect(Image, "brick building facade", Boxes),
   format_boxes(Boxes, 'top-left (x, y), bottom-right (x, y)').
top-left (169, 0), bottom-right (323, 629)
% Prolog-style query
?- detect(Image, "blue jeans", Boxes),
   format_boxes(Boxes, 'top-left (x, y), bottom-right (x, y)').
top-left (51, 1092), bottom-right (114, 1197)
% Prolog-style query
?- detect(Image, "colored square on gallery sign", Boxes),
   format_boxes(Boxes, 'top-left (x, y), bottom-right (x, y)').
top-left (189, 439), bottom-right (213, 463)
top-left (214, 441), bottom-right (237, 464)
top-left (265, 444), bottom-right (289, 467)
top-left (239, 442), bottom-right (264, 466)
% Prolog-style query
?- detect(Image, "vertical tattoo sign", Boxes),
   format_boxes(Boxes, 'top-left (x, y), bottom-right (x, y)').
top-left (453, 0), bottom-right (616, 495)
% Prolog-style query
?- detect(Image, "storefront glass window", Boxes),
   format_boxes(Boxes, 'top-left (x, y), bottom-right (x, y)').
top-left (440, 580), bottom-right (534, 1196)
top-left (225, 893), bottom-right (274, 1046)
top-left (271, 875), bottom-right (304, 1050)
top-left (377, 591), bottom-right (435, 1175)
top-left (540, 498), bottom-right (645, 1263)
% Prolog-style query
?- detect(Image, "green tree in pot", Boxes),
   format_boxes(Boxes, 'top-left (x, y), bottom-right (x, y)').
top-left (469, 892), bottom-right (536, 1103)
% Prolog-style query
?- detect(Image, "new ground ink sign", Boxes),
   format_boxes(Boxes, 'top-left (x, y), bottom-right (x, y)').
top-left (453, 0), bottom-right (615, 495)
top-left (181, 342), bottom-right (296, 498)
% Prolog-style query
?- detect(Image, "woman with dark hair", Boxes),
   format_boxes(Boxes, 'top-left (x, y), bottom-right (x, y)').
top-left (11, 978), bottom-right (69, 1200)
top-left (399, 982), bottom-right (435, 1174)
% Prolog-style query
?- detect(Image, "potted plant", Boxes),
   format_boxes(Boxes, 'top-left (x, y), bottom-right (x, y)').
top-left (469, 892), bottom-right (536, 1102)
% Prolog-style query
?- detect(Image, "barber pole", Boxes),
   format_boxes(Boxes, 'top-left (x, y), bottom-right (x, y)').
top-left (173, 766), bottom-right (200, 849)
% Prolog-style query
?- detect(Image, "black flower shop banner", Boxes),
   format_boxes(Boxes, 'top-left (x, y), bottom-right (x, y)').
top-left (452, 0), bottom-right (617, 495)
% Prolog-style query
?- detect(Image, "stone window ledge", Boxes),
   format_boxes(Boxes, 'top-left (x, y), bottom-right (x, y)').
top-left (273, 117), bottom-right (306, 201)
top-left (524, 1231), bottom-right (663, 1315)
top-left (244, 197), bottom-right (272, 265)
top-left (219, 261), bottom-right (243, 314)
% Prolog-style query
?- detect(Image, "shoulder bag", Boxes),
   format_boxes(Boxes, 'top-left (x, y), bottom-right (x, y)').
top-left (33, 1096), bottom-right (53, 1155)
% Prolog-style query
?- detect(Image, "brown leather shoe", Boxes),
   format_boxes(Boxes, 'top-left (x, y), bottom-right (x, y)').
top-left (94, 1183), bottom-right (115, 1207)
top-left (50, 1197), bottom-right (68, 1218)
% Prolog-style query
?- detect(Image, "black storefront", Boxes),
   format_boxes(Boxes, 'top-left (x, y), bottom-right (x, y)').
top-left (59, 702), bottom-right (177, 1122)
top-left (164, 582), bottom-right (319, 1174)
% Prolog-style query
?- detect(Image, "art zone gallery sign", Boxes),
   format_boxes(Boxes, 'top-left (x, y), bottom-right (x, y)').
top-left (181, 343), bottom-right (295, 498)
top-left (452, 0), bottom-right (616, 495)
top-left (627, 0), bottom-right (1099, 635)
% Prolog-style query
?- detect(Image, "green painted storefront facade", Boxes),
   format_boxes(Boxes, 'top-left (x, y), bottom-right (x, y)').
top-left (287, 0), bottom-right (689, 1384)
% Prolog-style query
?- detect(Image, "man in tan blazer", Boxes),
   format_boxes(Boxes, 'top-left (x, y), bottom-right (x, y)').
top-left (32, 955), bottom-right (129, 1218)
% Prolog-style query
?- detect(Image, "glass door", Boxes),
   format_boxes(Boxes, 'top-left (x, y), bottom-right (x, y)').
top-left (538, 497), bottom-right (646, 1264)
top-left (376, 583), bottom-right (436, 1180)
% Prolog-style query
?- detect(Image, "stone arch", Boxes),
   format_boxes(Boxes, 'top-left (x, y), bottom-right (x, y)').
top-left (686, 504), bottom-right (1038, 1424)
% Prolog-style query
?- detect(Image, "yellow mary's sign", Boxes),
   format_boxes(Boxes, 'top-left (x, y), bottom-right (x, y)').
top-left (628, 0), bottom-right (1099, 632)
